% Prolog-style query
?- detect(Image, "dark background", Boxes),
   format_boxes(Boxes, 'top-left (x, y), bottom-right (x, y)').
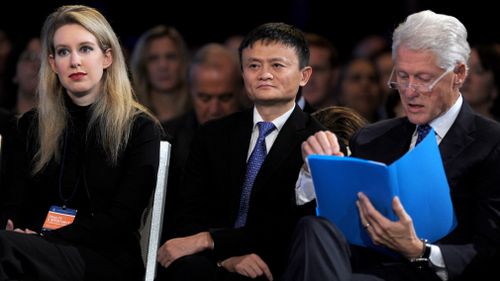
top-left (1, 0), bottom-right (498, 61)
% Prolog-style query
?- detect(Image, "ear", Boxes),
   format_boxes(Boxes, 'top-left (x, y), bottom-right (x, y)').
top-left (48, 54), bottom-right (57, 73)
top-left (299, 66), bottom-right (313, 87)
top-left (454, 63), bottom-right (467, 86)
top-left (103, 48), bottom-right (113, 69)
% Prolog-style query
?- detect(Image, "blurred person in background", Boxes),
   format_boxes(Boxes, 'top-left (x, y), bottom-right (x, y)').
top-left (338, 57), bottom-right (384, 123)
top-left (461, 43), bottom-right (500, 121)
top-left (130, 25), bottom-right (191, 122)
top-left (161, 43), bottom-right (245, 239)
top-left (7, 36), bottom-right (42, 116)
top-left (0, 30), bottom-right (12, 109)
top-left (300, 33), bottom-right (340, 112)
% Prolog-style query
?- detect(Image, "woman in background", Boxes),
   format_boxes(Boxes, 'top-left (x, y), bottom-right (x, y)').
top-left (312, 105), bottom-right (367, 155)
top-left (130, 25), bottom-right (191, 122)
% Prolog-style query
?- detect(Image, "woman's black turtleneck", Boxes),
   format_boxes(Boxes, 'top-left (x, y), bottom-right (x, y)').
top-left (0, 94), bottom-right (162, 280)
top-left (59, 97), bottom-right (93, 214)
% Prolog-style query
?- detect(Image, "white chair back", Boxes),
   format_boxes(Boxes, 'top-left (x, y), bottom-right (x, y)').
top-left (141, 140), bottom-right (171, 281)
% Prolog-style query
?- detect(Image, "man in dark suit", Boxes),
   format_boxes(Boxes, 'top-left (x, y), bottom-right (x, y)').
top-left (156, 23), bottom-right (324, 281)
top-left (161, 43), bottom-right (245, 239)
top-left (286, 10), bottom-right (500, 281)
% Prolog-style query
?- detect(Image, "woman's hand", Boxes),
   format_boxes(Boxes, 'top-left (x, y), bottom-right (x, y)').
top-left (5, 219), bottom-right (38, 235)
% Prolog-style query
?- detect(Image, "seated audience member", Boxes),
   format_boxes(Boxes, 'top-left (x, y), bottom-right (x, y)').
top-left (0, 35), bottom-right (43, 205)
top-left (286, 10), bottom-right (500, 281)
top-left (156, 22), bottom-right (325, 281)
top-left (130, 25), bottom-right (191, 122)
top-left (0, 29), bottom-right (12, 109)
top-left (0, 36), bottom-right (42, 190)
top-left (224, 34), bottom-right (244, 53)
top-left (338, 57), bottom-right (385, 123)
top-left (461, 43), bottom-right (500, 121)
top-left (1, 36), bottom-right (42, 116)
top-left (0, 5), bottom-right (162, 280)
top-left (311, 106), bottom-right (367, 154)
top-left (12, 37), bottom-right (42, 116)
top-left (352, 34), bottom-right (389, 60)
top-left (162, 43), bottom-right (244, 239)
top-left (372, 48), bottom-right (401, 119)
top-left (299, 33), bottom-right (340, 112)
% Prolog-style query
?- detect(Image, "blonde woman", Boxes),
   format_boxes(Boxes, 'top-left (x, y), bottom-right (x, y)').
top-left (0, 5), bottom-right (161, 281)
top-left (130, 25), bottom-right (191, 122)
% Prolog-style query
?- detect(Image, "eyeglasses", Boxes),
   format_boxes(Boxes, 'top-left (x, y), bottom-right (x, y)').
top-left (387, 66), bottom-right (454, 94)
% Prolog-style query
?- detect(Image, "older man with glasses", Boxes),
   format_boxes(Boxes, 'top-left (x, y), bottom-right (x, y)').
top-left (288, 10), bottom-right (500, 281)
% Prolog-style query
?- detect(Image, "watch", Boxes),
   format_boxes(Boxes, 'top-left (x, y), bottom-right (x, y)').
top-left (409, 239), bottom-right (431, 268)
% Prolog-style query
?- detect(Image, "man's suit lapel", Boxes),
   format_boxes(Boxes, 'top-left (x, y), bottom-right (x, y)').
top-left (363, 119), bottom-right (414, 164)
top-left (388, 103), bottom-right (476, 166)
top-left (439, 103), bottom-right (476, 168)
top-left (228, 109), bottom-right (254, 211)
top-left (385, 120), bottom-right (415, 163)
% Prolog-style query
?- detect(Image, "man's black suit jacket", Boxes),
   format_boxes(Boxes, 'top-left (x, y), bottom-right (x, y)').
top-left (161, 110), bottom-right (199, 239)
top-left (174, 105), bottom-right (323, 276)
top-left (349, 102), bottom-right (500, 280)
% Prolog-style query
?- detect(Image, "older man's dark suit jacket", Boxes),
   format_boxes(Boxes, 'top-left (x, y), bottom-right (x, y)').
top-left (349, 102), bottom-right (500, 280)
top-left (172, 105), bottom-right (324, 276)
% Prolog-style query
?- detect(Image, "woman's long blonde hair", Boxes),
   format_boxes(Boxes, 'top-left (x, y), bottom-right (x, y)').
top-left (35, 5), bottom-right (156, 174)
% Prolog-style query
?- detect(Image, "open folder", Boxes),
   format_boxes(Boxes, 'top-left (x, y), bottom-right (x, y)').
top-left (308, 129), bottom-right (456, 248)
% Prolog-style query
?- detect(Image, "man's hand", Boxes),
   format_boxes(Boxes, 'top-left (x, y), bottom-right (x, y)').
top-left (356, 192), bottom-right (424, 259)
top-left (302, 131), bottom-right (343, 171)
top-left (219, 253), bottom-right (273, 281)
top-left (157, 231), bottom-right (213, 268)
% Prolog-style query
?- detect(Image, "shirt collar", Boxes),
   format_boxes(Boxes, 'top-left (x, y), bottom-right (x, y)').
top-left (428, 95), bottom-right (463, 140)
top-left (252, 105), bottom-right (295, 132)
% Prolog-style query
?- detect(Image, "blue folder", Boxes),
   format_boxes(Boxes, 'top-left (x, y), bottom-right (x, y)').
top-left (308, 129), bottom-right (457, 248)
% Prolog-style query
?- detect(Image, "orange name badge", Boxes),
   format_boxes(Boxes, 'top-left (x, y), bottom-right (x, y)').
top-left (42, 205), bottom-right (77, 231)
